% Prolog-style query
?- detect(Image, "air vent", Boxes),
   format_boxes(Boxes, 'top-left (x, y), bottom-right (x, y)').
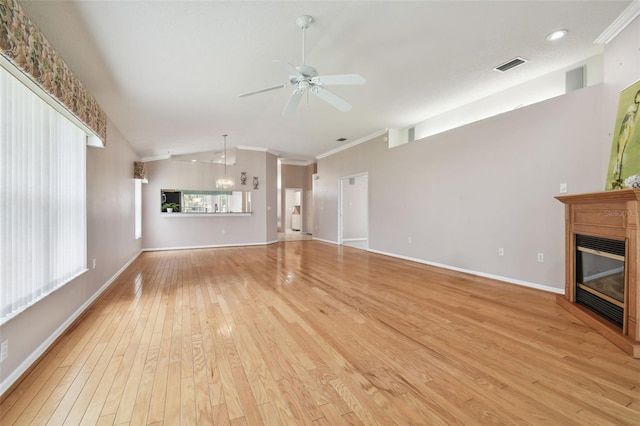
top-left (493, 57), bottom-right (528, 72)
top-left (336, 137), bottom-right (347, 142)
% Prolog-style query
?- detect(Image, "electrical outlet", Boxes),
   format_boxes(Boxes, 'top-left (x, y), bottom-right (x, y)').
top-left (498, 248), bottom-right (504, 256)
top-left (92, 258), bottom-right (97, 269)
top-left (1, 339), bottom-right (8, 362)
top-left (221, 229), bottom-right (226, 235)
top-left (408, 237), bottom-right (412, 244)
top-left (537, 253), bottom-right (544, 262)
top-left (560, 183), bottom-right (568, 194)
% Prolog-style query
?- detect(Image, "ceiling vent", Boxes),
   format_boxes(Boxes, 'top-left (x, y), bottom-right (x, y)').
top-left (493, 57), bottom-right (528, 72)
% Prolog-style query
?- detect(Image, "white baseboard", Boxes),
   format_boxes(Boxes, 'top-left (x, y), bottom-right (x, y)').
top-left (0, 250), bottom-right (143, 397)
top-left (312, 237), bottom-right (338, 245)
top-left (342, 238), bottom-right (367, 242)
top-left (367, 248), bottom-right (564, 295)
top-left (143, 241), bottom-right (276, 251)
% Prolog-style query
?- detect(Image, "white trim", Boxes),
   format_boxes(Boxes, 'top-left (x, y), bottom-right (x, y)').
top-left (594, 0), bottom-right (640, 45)
top-left (143, 146), bottom-right (281, 163)
top-left (0, 251), bottom-right (142, 397)
top-left (339, 171), bottom-right (370, 180)
top-left (140, 153), bottom-right (171, 162)
top-left (279, 159), bottom-right (314, 166)
top-left (160, 212), bottom-right (252, 218)
top-left (367, 248), bottom-right (565, 295)
top-left (142, 241), bottom-right (276, 251)
top-left (342, 238), bottom-right (367, 242)
top-left (236, 145), bottom-right (280, 156)
top-left (0, 56), bottom-right (103, 147)
top-left (316, 129), bottom-right (386, 159)
top-left (236, 145), bottom-right (268, 151)
top-left (312, 237), bottom-right (338, 245)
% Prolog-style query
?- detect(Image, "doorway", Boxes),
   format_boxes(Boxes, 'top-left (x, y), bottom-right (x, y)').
top-left (339, 173), bottom-right (368, 250)
top-left (284, 188), bottom-right (304, 238)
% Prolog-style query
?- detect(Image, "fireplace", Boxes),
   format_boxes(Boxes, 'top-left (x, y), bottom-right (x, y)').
top-left (575, 235), bottom-right (625, 328)
top-left (556, 189), bottom-right (640, 358)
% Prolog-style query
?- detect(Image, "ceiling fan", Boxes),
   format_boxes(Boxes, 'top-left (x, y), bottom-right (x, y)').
top-left (239, 15), bottom-right (366, 116)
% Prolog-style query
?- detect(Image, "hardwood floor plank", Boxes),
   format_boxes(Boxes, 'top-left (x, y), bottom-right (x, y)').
top-left (10, 366), bottom-right (69, 425)
top-left (0, 354), bottom-right (65, 424)
top-left (212, 403), bottom-right (231, 426)
top-left (113, 273), bottom-right (163, 425)
top-left (79, 356), bottom-right (123, 425)
top-left (147, 258), bottom-right (177, 424)
top-left (3, 242), bottom-right (640, 425)
top-left (191, 338), bottom-right (214, 424)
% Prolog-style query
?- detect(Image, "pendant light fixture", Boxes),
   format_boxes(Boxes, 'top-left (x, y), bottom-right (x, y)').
top-left (215, 134), bottom-right (235, 189)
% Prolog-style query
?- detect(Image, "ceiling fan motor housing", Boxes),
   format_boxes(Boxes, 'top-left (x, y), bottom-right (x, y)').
top-left (292, 65), bottom-right (319, 80)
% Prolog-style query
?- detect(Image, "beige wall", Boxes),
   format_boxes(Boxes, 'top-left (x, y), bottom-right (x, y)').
top-left (142, 149), bottom-right (276, 250)
top-left (341, 174), bottom-right (368, 240)
top-left (0, 120), bottom-right (142, 390)
top-left (265, 153), bottom-right (279, 242)
top-left (316, 85), bottom-right (603, 292)
top-left (314, 16), bottom-right (640, 292)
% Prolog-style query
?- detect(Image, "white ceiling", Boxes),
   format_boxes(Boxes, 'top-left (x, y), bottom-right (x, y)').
top-left (18, 0), bottom-right (631, 161)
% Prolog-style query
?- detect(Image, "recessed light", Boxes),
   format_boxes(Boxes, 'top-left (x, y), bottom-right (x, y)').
top-left (546, 29), bottom-right (568, 41)
top-left (191, 159), bottom-right (197, 162)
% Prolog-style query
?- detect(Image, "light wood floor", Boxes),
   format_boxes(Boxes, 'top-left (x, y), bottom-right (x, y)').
top-left (2, 241), bottom-right (640, 425)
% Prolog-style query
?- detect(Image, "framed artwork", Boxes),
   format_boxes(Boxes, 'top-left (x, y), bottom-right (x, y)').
top-left (606, 79), bottom-right (640, 189)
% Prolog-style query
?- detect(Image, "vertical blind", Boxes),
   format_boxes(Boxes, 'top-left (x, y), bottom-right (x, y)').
top-left (0, 66), bottom-right (87, 324)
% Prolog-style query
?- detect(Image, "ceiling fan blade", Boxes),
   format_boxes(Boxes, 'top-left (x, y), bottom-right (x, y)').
top-left (282, 91), bottom-right (303, 117)
top-left (239, 84), bottom-right (287, 98)
top-left (274, 60), bottom-right (303, 78)
top-left (314, 87), bottom-right (352, 112)
top-left (315, 74), bottom-right (366, 86)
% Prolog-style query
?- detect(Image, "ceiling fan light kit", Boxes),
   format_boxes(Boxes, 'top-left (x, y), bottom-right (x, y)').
top-left (239, 15), bottom-right (366, 116)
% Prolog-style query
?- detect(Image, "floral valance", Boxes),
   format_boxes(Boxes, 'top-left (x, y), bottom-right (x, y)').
top-left (0, 0), bottom-right (107, 144)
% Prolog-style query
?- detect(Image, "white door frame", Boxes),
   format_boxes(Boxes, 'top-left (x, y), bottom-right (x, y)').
top-left (338, 172), bottom-right (368, 247)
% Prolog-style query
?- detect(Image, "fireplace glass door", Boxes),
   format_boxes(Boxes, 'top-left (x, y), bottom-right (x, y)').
top-left (575, 235), bottom-right (625, 328)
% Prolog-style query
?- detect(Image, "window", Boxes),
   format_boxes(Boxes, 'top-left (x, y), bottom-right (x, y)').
top-left (0, 65), bottom-right (87, 324)
top-left (182, 192), bottom-right (231, 213)
top-left (135, 179), bottom-right (142, 239)
top-left (163, 190), bottom-right (251, 213)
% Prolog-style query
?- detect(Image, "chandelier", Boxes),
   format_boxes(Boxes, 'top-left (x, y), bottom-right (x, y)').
top-left (215, 134), bottom-right (235, 189)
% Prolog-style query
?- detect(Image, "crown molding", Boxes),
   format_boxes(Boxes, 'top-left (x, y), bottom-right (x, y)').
top-left (236, 145), bottom-right (280, 156)
top-left (316, 129), bottom-right (387, 160)
top-left (279, 159), bottom-right (314, 166)
top-left (594, 0), bottom-right (640, 45)
top-left (140, 153), bottom-right (171, 162)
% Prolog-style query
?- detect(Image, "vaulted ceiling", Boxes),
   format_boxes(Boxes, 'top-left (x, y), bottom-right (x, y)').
top-left (19, 0), bottom-right (632, 161)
